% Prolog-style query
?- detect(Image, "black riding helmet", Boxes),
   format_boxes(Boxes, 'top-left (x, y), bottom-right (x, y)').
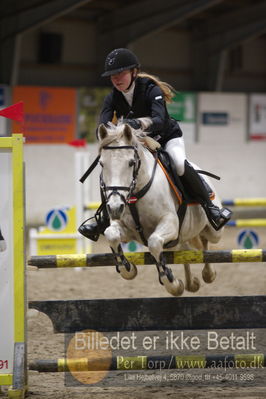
top-left (102, 48), bottom-right (140, 77)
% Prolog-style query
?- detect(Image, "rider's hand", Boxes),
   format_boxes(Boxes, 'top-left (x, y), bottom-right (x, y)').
top-left (123, 119), bottom-right (142, 130)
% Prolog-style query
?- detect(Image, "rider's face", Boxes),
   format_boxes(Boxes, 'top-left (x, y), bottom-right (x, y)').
top-left (111, 70), bottom-right (132, 92)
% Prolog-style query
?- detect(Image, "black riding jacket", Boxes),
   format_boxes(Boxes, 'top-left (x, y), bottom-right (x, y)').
top-left (99, 77), bottom-right (182, 146)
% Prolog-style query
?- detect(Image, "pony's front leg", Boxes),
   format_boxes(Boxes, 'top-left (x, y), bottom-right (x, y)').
top-left (148, 217), bottom-right (184, 297)
top-left (104, 221), bottom-right (137, 280)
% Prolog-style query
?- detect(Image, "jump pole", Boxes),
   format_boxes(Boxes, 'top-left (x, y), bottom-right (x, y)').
top-left (222, 198), bottom-right (266, 207)
top-left (86, 198), bottom-right (266, 210)
top-left (227, 219), bottom-right (266, 227)
top-left (29, 353), bottom-right (266, 372)
top-left (28, 248), bottom-right (266, 269)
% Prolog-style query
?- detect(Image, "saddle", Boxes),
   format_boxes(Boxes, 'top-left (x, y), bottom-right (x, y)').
top-left (155, 149), bottom-right (219, 248)
top-left (157, 149), bottom-right (215, 206)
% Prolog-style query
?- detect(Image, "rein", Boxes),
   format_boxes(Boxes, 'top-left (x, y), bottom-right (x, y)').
top-left (127, 151), bottom-right (158, 246)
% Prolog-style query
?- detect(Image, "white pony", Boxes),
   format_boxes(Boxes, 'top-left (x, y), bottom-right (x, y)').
top-left (98, 121), bottom-right (223, 297)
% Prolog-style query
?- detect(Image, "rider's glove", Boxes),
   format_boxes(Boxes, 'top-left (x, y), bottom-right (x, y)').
top-left (123, 119), bottom-right (142, 130)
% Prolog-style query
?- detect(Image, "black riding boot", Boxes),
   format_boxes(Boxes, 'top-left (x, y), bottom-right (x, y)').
top-left (182, 160), bottom-right (232, 230)
top-left (78, 202), bottom-right (109, 242)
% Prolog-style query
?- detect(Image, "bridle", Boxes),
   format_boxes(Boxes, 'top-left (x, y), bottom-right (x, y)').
top-left (99, 142), bottom-right (158, 246)
top-left (100, 145), bottom-right (141, 205)
top-left (87, 141), bottom-right (158, 246)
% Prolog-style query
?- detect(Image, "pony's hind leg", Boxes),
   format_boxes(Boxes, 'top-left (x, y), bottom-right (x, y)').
top-left (105, 222), bottom-right (137, 280)
top-left (184, 263), bottom-right (200, 292)
top-left (201, 236), bottom-right (216, 283)
top-left (181, 242), bottom-right (200, 293)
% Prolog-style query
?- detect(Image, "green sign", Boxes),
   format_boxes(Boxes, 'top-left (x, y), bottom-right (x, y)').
top-left (167, 92), bottom-right (196, 123)
top-left (78, 87), bottom-right (110, 142)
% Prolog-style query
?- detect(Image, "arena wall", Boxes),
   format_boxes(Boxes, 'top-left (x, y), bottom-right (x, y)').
top-left (24, 136), bottom-right (266, 225)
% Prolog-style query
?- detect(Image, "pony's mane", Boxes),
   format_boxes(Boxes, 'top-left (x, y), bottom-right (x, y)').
top-left (98, 119), bottom-right (140, 152)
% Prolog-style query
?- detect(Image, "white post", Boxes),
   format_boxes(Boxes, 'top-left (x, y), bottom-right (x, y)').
top-left (75, 152), bottom-right (91, 253)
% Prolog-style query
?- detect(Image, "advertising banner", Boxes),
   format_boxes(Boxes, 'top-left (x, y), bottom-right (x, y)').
top-left (249, 94), bottom-right (266, 141)
top-left (0, 149), bottom-right (14, 377)
top-left (12, 86), bottom-right (77, 143)
top-left (197, 93), bottom-right (247, 144)
top-left (0, 135), bottom-right (26, 394)
top-left (167, 92), bottom-right (196, 143)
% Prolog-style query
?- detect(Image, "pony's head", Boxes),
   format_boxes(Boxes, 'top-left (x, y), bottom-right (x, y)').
top-left (98, 122), bottom-right (141, 220)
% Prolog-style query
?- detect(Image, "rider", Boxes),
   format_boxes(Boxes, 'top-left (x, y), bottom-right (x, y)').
top-left (79, 48), bottom-right (231, 241)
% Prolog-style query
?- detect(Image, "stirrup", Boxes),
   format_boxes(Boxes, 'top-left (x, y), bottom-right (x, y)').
top-left (204, 205), bottom-right (232, 231)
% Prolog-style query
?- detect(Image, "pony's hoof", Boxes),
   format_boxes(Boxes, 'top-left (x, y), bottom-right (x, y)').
top-left (119, 263), bottom-right (137, 280)
top-left (202, 268), bottom-right (216, 283)
top-left (161, 275), bottom-right (184, 297)
top-left (186, 276), bottom-right (200, 293)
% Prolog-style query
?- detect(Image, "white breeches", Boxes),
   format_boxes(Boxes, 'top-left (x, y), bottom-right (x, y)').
top-left (164, 137), bottom-right (186, 176)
